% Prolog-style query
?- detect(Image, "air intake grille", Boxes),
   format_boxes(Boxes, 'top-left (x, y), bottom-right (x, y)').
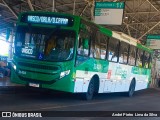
top-left (18, 62), bottom-right (59, 70)
top-left (19, 76), bottom-right (57, 84)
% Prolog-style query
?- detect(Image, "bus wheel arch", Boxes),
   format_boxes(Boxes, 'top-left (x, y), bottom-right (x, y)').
top-left (83, 74), bottom-right (100, 100)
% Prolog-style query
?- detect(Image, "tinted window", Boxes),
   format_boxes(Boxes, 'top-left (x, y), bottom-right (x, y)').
top-left (136, 49), bottom-right (144, 67)
top-left (94, 32), bottom-right (108, 59)
top-left (119, 41), bottom-right (129, 64)
top-left (15, 26), bottom-right (75, 61)
top-left (143, 51), bottom-right (150, 68)
top-left (78, 29), bottom-right (90, 56)
top-left (108, 37), bottom-right (119, 62)
top-left (128, 45), bottom-right (137, 65)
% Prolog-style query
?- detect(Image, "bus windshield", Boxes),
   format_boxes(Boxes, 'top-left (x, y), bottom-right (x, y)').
top-left (15, 26), bottom-right (75, 61)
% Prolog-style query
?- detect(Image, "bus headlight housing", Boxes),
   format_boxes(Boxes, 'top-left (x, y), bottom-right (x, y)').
top-left (13, 65), bottom-right (17, 70)
top-left (12, 63), bottom-right (16, 70)
top-left (60, 70), bottom-right (70, 79)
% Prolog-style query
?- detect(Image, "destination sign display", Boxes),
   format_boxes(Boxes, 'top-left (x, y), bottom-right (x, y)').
top-left (20, 14), bottom-right (74, 26)
top-left (94, 2), bottom-right (125, 25)
top-left (27, 16), bottom-right (69, 25)
top-left (146, 34), bottom-right (160, 49)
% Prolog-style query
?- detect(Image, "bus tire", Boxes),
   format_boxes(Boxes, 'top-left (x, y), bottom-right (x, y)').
top-left (127, 79), bottom-right (136, 97)
top-left (83, 78), bottom-right (95, 100)
top-left (158, 79), bottom-right (160, 87)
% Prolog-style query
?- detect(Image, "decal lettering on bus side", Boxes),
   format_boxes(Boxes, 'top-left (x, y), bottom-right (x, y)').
top-left (115, 66), bottom-right (127, 79)
top-left (107, 70), bottom-right (112, 79)
top-left (94, 64), bottom-right (102, 70)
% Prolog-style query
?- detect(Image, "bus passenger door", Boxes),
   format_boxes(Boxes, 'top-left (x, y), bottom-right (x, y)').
top-left (75, 23), bottom-right (94, 66)
top-left (75, 24), bottom-right (92, 92)
top-left (75, 37), bottom-right (90, 66)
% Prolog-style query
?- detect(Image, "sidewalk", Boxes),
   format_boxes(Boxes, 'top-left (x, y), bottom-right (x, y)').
top-left (0, 77), bottom-right (24, 91)
top-left (0, 77), bottom-right (21, 86)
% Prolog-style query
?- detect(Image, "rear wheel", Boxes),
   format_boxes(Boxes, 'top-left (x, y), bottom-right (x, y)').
top-left (158, 79), bottom-right (160, 87)
top-left (127, 80), bottom-right (136, 97)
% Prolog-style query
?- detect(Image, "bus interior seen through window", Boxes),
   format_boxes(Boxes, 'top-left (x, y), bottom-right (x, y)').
top-left (15, 26), bottom-right (75, 61)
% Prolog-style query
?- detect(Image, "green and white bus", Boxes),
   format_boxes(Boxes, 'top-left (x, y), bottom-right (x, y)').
top-left (11, 11), bottom-right (152, 100)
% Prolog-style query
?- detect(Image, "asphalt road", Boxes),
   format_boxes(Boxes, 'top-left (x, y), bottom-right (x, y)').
top-left (0, 87), bottom-right (160, 120)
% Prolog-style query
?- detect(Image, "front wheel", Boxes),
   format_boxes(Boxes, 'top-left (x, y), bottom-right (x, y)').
top-left (83, 79), bottom-right (95, 100)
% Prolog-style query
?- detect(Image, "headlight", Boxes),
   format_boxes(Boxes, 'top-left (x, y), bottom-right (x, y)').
top-left (13, 65), bottom-right (16, 70)
top-left (12, 63), bottom-right (16, 70)
top-left (60, 70), bottom-right (70, 79)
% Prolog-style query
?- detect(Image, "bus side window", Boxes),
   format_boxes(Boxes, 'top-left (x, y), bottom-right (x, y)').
top-left (90, 39), bottom-right (95, 58)
top-left (144, 51), bottom-right (150, 68)
top-left (128, 45), bottom-right (136, 66)
top-left (136, 49), bottom-right (144, 67)
top-left (108, 37), bottom-right (119, 62)
top-left (94, 32), bottom-right (108, 60)
top-left (119, 41), bottom-right (129, 64)
top-left (78, 37), bottom-right (89, 56)
top-left (148, 54), bottom-right (152, 68)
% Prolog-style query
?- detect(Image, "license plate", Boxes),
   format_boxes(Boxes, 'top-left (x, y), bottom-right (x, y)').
top-left (29, 83), bottom-right (39, 88)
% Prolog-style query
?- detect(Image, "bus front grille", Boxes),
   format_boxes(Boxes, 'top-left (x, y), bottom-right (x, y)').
top-left (19, 76), bottom-right (57, 84)
top-left (18, 62), bottom-right (59, 70)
